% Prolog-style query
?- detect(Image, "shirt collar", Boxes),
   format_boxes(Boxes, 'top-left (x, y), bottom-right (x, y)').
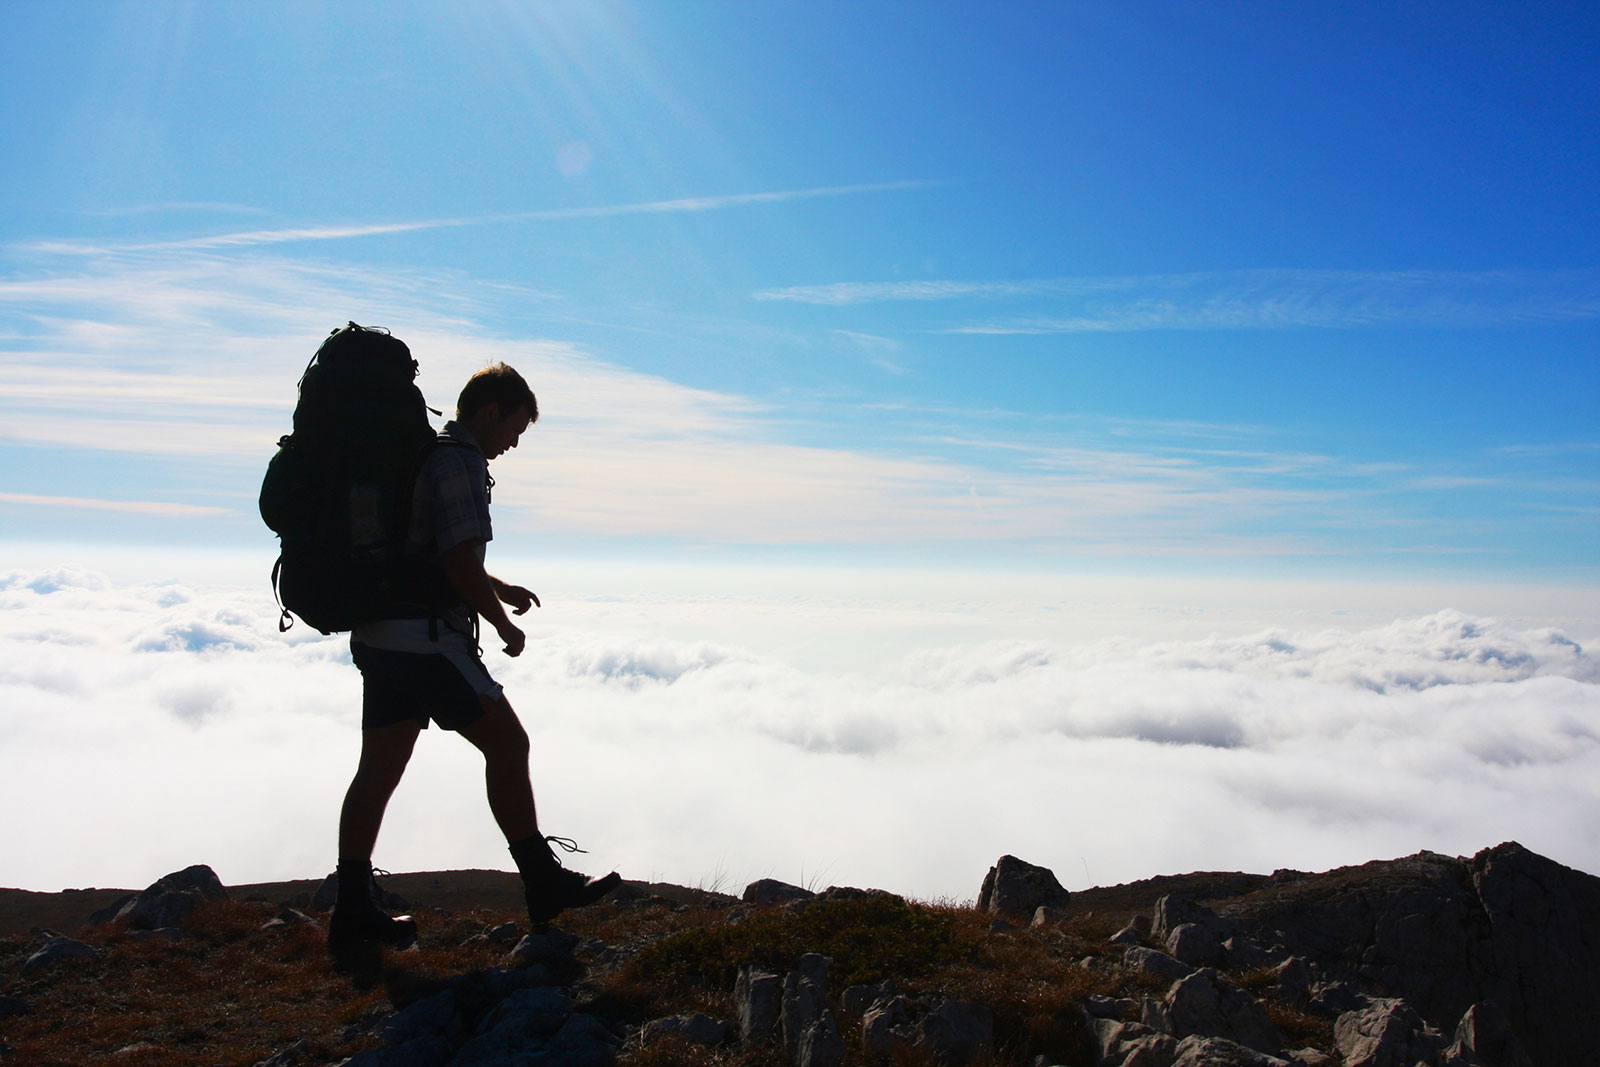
top-left (443, 420), bottom-right (482, 454)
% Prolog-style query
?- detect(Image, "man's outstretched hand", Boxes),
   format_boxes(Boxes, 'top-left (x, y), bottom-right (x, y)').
top-left (499, 583), bottom-right (541, 615)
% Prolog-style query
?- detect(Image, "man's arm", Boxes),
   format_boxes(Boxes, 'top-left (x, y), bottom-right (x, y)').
top-left (440, 540), bottom-right (537, 657)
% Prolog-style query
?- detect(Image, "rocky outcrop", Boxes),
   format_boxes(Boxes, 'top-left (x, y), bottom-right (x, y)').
top-left (978, 855), bottom-right (1071, 921)
top-left (1219, 842), bottom-right (1600, 1067)
top-left (90, 864), bottom-right (230, 931)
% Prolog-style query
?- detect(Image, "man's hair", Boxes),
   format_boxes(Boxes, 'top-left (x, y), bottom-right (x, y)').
top-left (456, 362), bottom-right (537, 423)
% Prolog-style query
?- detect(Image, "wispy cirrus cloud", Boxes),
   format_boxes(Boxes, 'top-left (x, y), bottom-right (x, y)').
top-left (754, 268), bottom-right (1600, 331)
top-left (0, 492), bottom-right (230, 517)
top-left (28, 181), bottom-right (934, 255)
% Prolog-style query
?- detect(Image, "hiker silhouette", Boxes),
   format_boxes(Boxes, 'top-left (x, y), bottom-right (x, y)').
top-left (262, 325), bottom-right (619, 966)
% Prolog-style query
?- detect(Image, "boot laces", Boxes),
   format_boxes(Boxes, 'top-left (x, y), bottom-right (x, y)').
top-left (546, 836), bottom-right (587, 867)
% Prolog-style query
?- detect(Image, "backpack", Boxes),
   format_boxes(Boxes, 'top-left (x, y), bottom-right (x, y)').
top-left (260, 322), bottom-right (450, 634)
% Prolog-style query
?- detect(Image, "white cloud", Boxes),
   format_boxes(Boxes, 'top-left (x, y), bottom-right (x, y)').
top-left (2, 568), bottom-right (1597, 899)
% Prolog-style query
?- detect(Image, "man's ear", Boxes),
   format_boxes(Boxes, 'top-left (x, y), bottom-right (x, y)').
top-left (481, 400), bottom-right (501, 424)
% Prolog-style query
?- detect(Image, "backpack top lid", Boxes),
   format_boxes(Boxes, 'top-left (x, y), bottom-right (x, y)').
top-left (292, 323), bottom-right (428, 444)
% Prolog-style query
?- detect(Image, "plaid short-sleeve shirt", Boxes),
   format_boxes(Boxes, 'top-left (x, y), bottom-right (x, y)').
top-left (349, 421), bottom-right (493, 653)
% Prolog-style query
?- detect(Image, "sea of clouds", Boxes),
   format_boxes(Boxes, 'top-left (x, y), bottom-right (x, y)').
top-left (3, 564), bottom-right (1598, 899)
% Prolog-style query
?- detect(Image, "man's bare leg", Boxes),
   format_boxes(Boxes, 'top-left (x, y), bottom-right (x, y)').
top-left (458, 694), bottom-right (538, 841)
top-left (330, 717), bottom-right (422, 961)
top-left (338, 718), bottom-right (423, 862)
top-left (457, 695), bottom-right (619, 925)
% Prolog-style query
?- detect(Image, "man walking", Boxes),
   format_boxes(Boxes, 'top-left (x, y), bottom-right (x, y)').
top-left (328, 360), bottom-right (619, 959)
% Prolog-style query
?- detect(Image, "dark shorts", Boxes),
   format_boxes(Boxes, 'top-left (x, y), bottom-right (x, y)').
top-left (351, 641), bottom-right (496, 732)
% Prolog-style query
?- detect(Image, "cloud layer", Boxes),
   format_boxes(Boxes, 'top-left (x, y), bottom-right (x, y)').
top-left (3, 567), bottom-right (1596, 898)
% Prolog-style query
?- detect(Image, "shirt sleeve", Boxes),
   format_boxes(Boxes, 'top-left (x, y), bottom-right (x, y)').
top-left (419, 444), bottom-right (492, 557)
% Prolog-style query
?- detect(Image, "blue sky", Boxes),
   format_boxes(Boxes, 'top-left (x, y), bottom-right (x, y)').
top-left (2, 1), bottom-right (1597, 582)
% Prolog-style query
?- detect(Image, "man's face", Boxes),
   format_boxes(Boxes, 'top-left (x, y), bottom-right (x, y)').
top-left (480, 404), bottom-right (532, 460)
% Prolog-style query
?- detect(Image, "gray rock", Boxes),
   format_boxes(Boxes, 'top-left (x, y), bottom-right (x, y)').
top-left (978, 855), bottom-right (1071, 921)
top-left (1141, 996), bottom-right (1174, 1035)
top-left (510, 928), bottom-right (580, 965)
top-left (1171, 1034), bottom-right (1294, 1066)
top-left (380, 990), bottom-right (461, 1045)
top-left (783, 968), bottom-right (827, 1063)
top-left (1446, 1001), bottom-right (1532, 1067)
top-left (743, 878), bottom-right (814, 905)
top-left (131, 926), bottom-right (184, 942)
top-left (914, 1000), bottom-right (993, 1066)
top-left (484, 921), bottom-right (520, 945)
top-left (1268, 957), bottom-right (1313, 1006)
top-left (1164, 969), bottom-right (1282, 1054)
top-left (338, 1036), bottom-right (456, 1067)
top-left (797, 951), bottom-right (830, 992)
top-left (1033, 905), bottom-right (1068, 928)
top-left (1085, 994), bottom-right (1138, 1019)
top-left (1305, 981), bottom-right (1367, 1017)
top-left (1154, 894), bottom-right (1230, 944)
top-left (862, 995), bottom-right (914, 1059)
top-left (453, 986), bottom-right (573, 1064)
top-left (1167, 922), bottom-right (1228, 968)
top-left (1220, 842), bottom-right (1599, 1066)
top-left (1282, 1051), bottom-right (1334, 1067)
top-left (22, 935), bottom-right (100, 975)
top-left (735, 965), bottom-right (781, 1043)
top-left (87, 892), bottom-right (137, 925)
top-left (841, 979), bottom-right (898, 1017)
top-left (796, 1010), bottom-right (846, 1067)
top-left (1109, 921), bottom-right (1146, 946)
top-left (1086, 1016), bottom-right (1178, 1067)
top-left (121, 888), bottom-right (200, 930)
top-left (640, 1013), bottom-right (726, 1046)
top-left (1124, 945), bottom-right (1196, 986)
top-left (156, 863), bottom-right (229, 901)
top-left (1333, 997), bottom-right (1445, 1067)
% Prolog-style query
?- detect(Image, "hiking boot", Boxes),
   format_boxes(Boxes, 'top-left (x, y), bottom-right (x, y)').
top-left (509, 835), bottom-right (622, 927)
top-left (327, 861), bottom-right (417, 961)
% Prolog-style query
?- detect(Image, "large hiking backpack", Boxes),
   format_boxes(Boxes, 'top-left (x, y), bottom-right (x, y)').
top-left (260, 322), bottom-right (445, 634)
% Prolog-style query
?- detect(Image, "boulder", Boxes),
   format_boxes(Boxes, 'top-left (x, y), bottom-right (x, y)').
top-left (1220, 842), bottom-right (1600, 1066)
top-left (1167, 922), bottom-right (1229, 968)
top-left (22, 935), bottom-right (100, 975)
top-left (1124, 946), bottom-right (1196, 986)
top-left (1446, 1001), bottom-right (1533, 1067)
top-left (979, 855), bottom-right (1070, 921)
top-left (743, 878), bottom-right (814, 905)
top-left (841, 979), bottom-right (899, 1017)
top-left (1154, 895), bottom-right (1233, 944)
top-left (783, 966), bottom-right (826, 1062)
top-left (862, 994), bottom-right (914, 1059)
top-left (1086, 1016), bottom-right (1178, 1067)
top-left (914, 1000), bottom-right (993, 1066)
top-left (379, 990), bottom-right (461, 1046)
top-left (795, 1010), bottom-right (846, 1067)
top-left (87, 892), bottom-right (137, 925)
top-left (640, 1013), bottom-right (726, 1046)
top-left (1333, 997), bottom-right (1446, 1067)
top-left (1171, 1034), bottom-right (1294, 1066)
top-left (1163, 969), bottom-right (1282, 1054)
top-left (735, 965), bottom-right (781, 1043)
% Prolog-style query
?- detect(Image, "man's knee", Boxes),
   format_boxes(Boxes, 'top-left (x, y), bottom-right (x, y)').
top-left (467, 697), bottom-right (530, 763)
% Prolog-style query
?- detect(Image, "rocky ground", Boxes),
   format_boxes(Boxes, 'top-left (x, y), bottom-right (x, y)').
top-left (0, 841), bottom-right (1593, 1066)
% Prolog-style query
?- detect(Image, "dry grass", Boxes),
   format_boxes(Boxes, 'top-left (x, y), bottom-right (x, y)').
top-left (1, 879), bottom-right (1322, 1067)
